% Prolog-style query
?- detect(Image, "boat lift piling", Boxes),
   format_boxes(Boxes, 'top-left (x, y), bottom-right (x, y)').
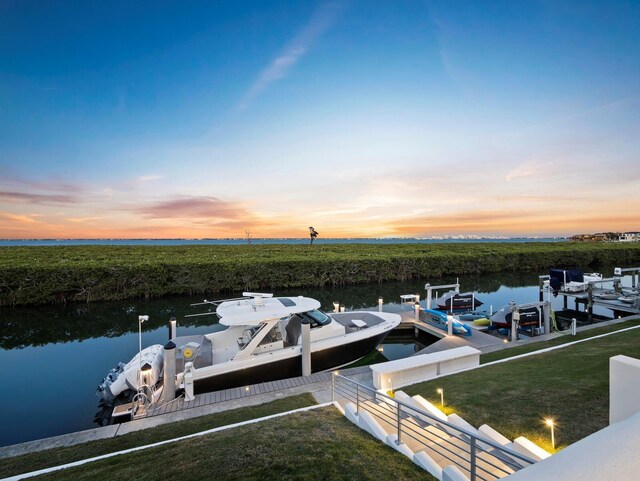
top-left (507, 300), bottom-right (551, 341)
top-left (378, 297), bottom-right (383, 312)
top-left (424, 280), bottom-right (460, 310)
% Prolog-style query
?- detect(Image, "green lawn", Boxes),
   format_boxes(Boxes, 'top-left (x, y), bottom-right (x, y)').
top-left (405, 323), bottom-right (640, 452)
top-left (0, 394), bottom-right (316, 479)
top-left (480, 318), bottom-right (640, 364)
top-left (31, 409), bottom-right (436, 481)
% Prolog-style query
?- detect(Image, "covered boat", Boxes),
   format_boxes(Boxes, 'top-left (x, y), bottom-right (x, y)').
top-left (435, 290), bottom-right (484, 311)
top-left (490, 304), bottom-right (542, 329)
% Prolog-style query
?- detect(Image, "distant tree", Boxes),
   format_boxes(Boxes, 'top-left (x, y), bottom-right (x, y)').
top-left (309, 226), bottom-right (319, 245)
top-left (245, 230), bottom-right (253, 245)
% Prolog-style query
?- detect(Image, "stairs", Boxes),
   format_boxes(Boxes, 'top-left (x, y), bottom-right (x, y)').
top-left (336, 389), bottom-right (550, 481)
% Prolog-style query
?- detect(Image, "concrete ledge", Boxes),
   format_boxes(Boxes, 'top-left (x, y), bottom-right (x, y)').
top-left (443, 464), bottom-right (470, 481)
top-left (385, 434), bottom-right (414, 459)
top-left (357, 410), bottom-right (388, 442)
top-left (371, 347), bottom-right (480, 391)
top-left (414, 450), bottom-right (443, 479)
top-left (513, 436), bottom-right (550, 461)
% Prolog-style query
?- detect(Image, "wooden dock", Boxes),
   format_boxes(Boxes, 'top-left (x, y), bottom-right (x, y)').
top-left (143, 365), bottom-right (371, 419)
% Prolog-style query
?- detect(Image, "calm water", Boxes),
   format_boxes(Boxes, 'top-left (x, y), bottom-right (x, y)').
top-left (0, 269), bottom-right (627, 447)
top-left (0, 237), bottom-right (565, 246)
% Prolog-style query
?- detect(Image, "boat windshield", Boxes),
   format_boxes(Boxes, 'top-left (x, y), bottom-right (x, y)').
top-left (304, 309), bottom-right (332, 327)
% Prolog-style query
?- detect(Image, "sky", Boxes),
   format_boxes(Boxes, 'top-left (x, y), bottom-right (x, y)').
top-left (1, 0), bottom-right (639, 239)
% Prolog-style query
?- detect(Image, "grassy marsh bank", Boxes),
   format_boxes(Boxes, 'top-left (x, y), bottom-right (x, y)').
top-left (2, 242), bottom-right (639, 306)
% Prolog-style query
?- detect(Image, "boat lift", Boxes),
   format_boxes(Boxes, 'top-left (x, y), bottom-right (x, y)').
top-left (424, 280), bottom-right (460, 310)
top-left (507, 300), bottom-right (551, 342)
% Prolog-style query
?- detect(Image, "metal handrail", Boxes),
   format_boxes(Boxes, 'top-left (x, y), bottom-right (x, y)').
top-left (332, 374), bottom-right (536, 480)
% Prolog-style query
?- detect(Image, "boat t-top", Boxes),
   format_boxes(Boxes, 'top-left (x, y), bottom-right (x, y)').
top-left (97, 293), bottom-right (401, 412)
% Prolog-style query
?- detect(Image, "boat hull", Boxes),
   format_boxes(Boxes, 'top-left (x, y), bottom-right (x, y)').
top-left (193, 330), bottom-right (389, 394)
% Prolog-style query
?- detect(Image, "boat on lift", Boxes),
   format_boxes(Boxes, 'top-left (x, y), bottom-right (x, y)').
top-left (490, 304), bottom-right (542, 329)
top-left (435, 291), bottom-right (484, 311)
top-left (97, 293), bottom-right (401, 405)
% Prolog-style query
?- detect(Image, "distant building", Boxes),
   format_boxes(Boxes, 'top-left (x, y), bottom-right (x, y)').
top-left (617, 232), bottom-right (640, 243)
top-left (570, 232), bottom-right (639, 242)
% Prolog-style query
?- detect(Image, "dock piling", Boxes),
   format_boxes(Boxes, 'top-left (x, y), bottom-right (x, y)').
top-left (301, 319), bottom-right (311, 377)
top-left (168, 317), bottom-right (177, 341)
top-left (162, 341), bottom-right (176, 403)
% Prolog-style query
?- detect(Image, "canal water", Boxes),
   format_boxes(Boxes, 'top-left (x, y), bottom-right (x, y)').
top-left (0, 269), bottom-right (629, 447)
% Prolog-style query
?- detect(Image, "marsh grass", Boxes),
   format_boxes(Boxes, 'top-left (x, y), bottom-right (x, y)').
top-left (2, 242), bottom-right (639, 305)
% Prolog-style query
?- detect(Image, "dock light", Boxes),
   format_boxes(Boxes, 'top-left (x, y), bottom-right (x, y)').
top-left (545, 418), bottom-right (555, 450)
top-left (377, 345), bottom-right (384, 353)
top-left (437, 388), bottom-right (444, 407)
top-left (245, 386), bottom-right (250, 392)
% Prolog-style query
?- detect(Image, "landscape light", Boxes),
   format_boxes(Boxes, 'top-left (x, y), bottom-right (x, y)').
top-left (437, 388), bottom-right (444, 407)
top-left (545, 418), bottom-right (555, 450)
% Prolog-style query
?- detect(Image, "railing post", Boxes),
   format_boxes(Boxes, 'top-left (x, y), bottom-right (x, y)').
top-left (356, 384), bottom-right (359, 414)
top-left (331, 373), bottom-right (335, 402)
top-left (397, 403), bottom-right (402, 444)
top-left (469, 436), bottom-right (477, 481)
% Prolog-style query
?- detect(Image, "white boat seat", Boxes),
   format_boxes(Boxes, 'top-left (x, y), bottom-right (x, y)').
top-left (351, 319), bottom-right (366, 329)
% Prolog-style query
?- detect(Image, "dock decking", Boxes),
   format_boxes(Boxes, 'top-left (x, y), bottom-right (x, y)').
top-left (143, 365), bottom-right (371, 419)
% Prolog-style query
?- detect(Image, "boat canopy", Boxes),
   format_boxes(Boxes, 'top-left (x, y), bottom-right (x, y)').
top-left (217, 296), bottom-right (321, 326)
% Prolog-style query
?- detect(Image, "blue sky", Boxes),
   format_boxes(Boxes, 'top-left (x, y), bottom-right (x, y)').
top-left (1, 1), bottom-right (638, 238)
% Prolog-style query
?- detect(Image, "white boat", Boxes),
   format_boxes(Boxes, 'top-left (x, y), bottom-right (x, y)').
top-left (98, 293), bottom-right (400, 402)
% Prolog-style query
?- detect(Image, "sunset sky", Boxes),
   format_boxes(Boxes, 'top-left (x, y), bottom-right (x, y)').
top-left (1, 1), bottom-right (639, 239)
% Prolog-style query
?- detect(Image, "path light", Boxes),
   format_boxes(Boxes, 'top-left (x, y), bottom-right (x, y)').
top-left (545, 418), bottom-right (555, 450)
top-left (437, 388), bottom-right (444, 407)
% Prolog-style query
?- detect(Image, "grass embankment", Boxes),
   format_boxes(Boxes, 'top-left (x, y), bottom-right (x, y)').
top-left (0, 394), bottom-right (316, 479)
top-left (405, 321), bottom-right (640, 452)
top-left (2, 403), bottom-right (435, 481)
top-left (2, 242), bottom-right (640, 306)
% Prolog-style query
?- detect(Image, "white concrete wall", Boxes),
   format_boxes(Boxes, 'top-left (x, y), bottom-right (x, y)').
top-left (504, 410), bottom-right (640, 481)
top-left (610, 355), bottom-right (640, 425)
top-left (371, 347), bottom-right (480, 390)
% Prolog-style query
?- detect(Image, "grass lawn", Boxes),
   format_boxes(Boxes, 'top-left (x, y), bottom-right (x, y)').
top-left (0, 394), bottom-right (316, 478)
top-left (405, 322), bottom-right (640, 452)
top-left (32, 408), bottom-right (435, 481)
top-left (480, 318), bottom-right (640, 364)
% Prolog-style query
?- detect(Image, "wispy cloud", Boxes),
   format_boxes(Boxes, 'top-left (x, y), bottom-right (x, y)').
top-left (135, 195), bottom-right (251, 220)
top-left (505, 161), bottom-right (552, 181)
top-left (236, 2), bottom-right (344, 111)
top-left (0, 212), bottom-right (42, 224)
top-left (0, 190), bottom-right (76, 205)
top-left (138, 174), bottom-right (163, 183)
